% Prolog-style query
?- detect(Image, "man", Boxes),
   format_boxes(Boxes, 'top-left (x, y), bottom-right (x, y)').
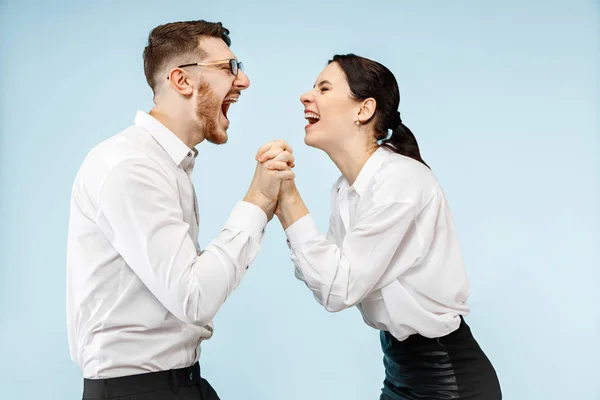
top-left (66, 20), bottom-right (294, 400)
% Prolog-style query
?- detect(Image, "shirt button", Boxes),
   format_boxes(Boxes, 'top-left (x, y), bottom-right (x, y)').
top-left (337, 188), bottom-right (340, 193)
top-left (262, 228), bottom-right (265, 234)
top-left (245, 265), bottom-right (249, 270)
top-left (187, 152), bottom-right (192, 157)
top-left (189, 372), bottom-right (194, 380)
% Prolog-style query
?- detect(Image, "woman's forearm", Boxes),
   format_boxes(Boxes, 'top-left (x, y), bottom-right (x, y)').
top-left (275, 182), bottom-right (310, 230)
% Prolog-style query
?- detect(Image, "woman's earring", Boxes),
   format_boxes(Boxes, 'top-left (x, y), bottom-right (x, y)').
top-left (355, 120), bottom-right (360, 126)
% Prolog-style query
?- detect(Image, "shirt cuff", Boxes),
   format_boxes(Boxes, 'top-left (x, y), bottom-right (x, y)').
top-left (229, 201), bottom-right (268, 243)
top-left (284, 214), bottom-right (320, 250)
top-left (211, 201), bottom-right (268, 291)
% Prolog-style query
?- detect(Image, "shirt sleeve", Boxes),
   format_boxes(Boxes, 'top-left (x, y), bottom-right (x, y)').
top-left (325, 184), bottom-right (338, 244)
top-left (284, 201), bottom-right (420, 312)
top-left (96, 158), bottom-right (266, 326)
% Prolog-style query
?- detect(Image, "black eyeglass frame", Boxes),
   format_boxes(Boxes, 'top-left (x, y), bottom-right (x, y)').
top-left (167, 59), bottom-right (243, 79)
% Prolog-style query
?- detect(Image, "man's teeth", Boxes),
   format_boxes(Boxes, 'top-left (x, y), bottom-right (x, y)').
top-left (305, 112), bottom-right (320, 120)
top-left (223, 98), bottom-right (238, 104)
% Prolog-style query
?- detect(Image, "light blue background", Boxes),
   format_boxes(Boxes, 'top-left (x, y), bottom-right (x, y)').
top-left (1, 1), bottom-right (598, 399)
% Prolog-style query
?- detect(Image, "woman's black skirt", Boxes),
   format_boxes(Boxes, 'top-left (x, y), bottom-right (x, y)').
top-left (380, 317), bottom-right (502, 399)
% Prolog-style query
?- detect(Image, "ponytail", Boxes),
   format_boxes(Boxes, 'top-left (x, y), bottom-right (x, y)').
top-left (381, 111), bottom-right (429, 169)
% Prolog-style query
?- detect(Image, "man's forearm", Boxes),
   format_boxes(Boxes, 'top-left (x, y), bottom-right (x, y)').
top-left (243, 190), bottom-right (275, 219)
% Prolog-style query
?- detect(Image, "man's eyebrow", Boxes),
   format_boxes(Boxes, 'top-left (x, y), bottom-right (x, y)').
top-left (313, 80), bottom-right (332, 88)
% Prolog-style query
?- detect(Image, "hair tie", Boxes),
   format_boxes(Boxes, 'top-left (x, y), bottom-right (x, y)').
top-left (389, 111), bottom-right (402, 129)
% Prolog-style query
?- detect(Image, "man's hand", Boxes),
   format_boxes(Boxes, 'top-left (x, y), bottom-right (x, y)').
top-left (244, 141), bottom-right (295, 220)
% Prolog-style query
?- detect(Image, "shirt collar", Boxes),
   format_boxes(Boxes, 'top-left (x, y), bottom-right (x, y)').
top-left (345, 146), bottom-right (390, 198)
top-left (134, 110), bottom-right (197, 168)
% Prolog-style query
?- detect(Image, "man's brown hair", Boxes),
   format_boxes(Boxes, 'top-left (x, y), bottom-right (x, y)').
top-left (143, 20), bottom-right (231, 94)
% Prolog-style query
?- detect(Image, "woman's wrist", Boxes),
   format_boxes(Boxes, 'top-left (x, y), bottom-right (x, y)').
top-left (276, 188), bottom-right (308, 230)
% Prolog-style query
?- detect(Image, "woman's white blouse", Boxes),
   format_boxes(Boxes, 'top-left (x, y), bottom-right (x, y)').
top-left (285, 146), bottom-right (471, 340)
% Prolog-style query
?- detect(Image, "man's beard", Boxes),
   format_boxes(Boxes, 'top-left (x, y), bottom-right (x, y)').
top-left (195, 81), bottom-right (227, 145)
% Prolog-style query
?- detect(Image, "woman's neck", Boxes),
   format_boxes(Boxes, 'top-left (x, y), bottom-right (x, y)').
top-left (327, 141), bottom-right (379, 186)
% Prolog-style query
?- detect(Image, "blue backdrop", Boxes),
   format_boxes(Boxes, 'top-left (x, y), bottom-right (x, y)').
top-left (0, 1), bottom-right (598, 399)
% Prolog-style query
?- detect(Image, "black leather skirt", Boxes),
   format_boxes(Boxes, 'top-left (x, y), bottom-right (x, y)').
top-left (380, 317), bottom-right (502, 399)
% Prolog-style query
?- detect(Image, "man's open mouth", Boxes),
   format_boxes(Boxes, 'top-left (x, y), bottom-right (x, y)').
top-left (221, 97), bottom-right (238, 120)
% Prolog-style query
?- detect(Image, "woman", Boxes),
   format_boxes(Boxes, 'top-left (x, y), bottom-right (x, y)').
top-left (258, 54), bottom-right (502, 399)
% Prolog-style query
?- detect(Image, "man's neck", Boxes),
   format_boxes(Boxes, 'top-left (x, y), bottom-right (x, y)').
top-left (149, 106), bottom-right (203, 149)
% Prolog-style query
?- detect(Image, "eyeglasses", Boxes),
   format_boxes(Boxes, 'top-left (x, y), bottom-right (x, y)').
top-left (169, 59), bottom-right (244, 78)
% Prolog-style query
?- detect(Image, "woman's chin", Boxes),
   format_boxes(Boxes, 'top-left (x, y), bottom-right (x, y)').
top-left (305, 131), bottom-right (334, 153)
top-left (303, 132), bottom-right (319, 148)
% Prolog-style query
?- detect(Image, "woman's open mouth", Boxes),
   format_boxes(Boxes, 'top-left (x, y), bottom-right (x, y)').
top-left (305, 111), bottom-right (320, 127)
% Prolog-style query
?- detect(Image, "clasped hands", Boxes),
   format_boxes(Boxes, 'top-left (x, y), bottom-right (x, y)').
top-left (244, 139), bottom-right (306, 228)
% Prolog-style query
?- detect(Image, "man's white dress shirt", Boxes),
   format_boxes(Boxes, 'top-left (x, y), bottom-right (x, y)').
top-left (66, 111), bottom-right (266, 378)
top-left (285, 146), bottom-right (471, 341)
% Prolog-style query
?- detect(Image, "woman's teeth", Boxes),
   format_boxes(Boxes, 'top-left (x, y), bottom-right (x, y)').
top-left (305, 112), bottom-right (320, 124)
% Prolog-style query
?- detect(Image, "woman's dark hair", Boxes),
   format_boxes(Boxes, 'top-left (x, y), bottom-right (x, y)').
top-left (329, 54), bottom-right (429, 168)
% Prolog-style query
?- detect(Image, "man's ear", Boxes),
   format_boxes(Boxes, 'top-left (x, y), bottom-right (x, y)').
top-left (167, 68), bottom-right (194, 96)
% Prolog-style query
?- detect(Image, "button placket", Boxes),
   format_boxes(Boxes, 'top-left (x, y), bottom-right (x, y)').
top-left (338, 187), bottom-right (351, 233)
